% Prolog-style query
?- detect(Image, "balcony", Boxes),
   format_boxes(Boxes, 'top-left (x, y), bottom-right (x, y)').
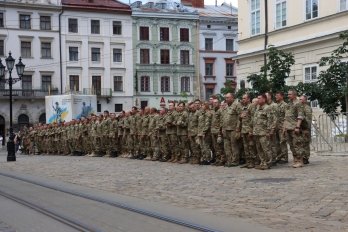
top-left (0, 88), bottom-right (59, 99)
top-left (83, 88), bottom-right (112, 97)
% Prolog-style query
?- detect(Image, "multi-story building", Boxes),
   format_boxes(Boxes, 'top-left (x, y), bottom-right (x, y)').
top-left (61, 0), bottom-right (133, 113)
top-left (0, 0), bottom-right (61, 135)
top-left (131, 0), bottom-right (199, 108)
top-left (237, 0), bottom-right (348, 110)
top-left (193, 2), bottom-right (238, 100)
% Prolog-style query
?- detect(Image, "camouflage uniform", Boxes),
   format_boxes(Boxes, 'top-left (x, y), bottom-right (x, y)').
top-left (210, 107), bottom-right (224, 165)
top-left (302, 103), bottom-right (312, 160)
top-left (166, 110), bottom-right (178, 161)
top-left (221, 100), bottom-right (242, 166)
top-left (187, 109), bottom-right (201, 164)
top-left (156, 113), bottom-right (169, 161)
top-left (176, 110), bottom-right (189, 163)
top-left (148, 113), bottom-right (160, 160)
top-left (275, 100), bottom-right (289, 162)
top-left (197, 109), bottom-right (212, 163)
top-left (283, 99), bottom-right (305, 165)
top-left (252, 104), bottom-right (275, 169)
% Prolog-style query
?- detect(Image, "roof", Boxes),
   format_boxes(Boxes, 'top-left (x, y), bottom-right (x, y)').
top-left (190, 3), bottom-right (238, 18)
top-left (62, 0), bottom-right (131, 12)
top-left (131, 0), bottom-right (198, 15)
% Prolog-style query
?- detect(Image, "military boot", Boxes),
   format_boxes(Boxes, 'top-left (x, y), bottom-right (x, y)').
top-left (178, 157), bottom-right (188, 164)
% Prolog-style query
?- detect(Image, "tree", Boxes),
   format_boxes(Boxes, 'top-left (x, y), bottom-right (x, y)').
top-left (234, 45), bottom-right (295, 99)
top-left (315, 31), bottom-right (348, 113)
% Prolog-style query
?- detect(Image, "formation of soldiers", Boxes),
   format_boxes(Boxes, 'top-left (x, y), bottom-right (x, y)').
top-left (20, 89), bottom-right (312, 170)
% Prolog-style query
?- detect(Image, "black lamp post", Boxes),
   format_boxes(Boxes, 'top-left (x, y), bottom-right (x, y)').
top-left (0, 52), bottom-right (25, 162)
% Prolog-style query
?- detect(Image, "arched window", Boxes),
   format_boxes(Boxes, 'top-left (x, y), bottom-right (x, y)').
top-left (39, 113), bottom-right (46, 124)
top-left (160, 76), bottom-right (170, 92)
top-left (181, 76), bottom-right (190, 93)
top-left (240, 80), bottom-right (245, 89)
top-left (18, 114), bottom-right (29, 129)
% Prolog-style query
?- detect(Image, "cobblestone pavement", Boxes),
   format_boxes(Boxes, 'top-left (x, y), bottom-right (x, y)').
top-left (0, 220), bottom-right (15, 232)
top-left (1, 148), bottom-right (347, 232)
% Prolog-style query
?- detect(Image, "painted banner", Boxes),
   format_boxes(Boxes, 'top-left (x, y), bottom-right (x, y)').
top-left (45, 94), bottom-right (97, 124)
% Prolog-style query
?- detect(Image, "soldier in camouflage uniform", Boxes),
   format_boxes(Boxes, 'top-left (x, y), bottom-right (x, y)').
top-left (266, 92), bottom-right (278, 162)
top-left (166, 102), bottom-right (178, 162)
top-left (274, 92), bottom-right (289, 163)
top-left (109, 113), bottom-right (119, 157)
top-left (237, 94), bottom-right (256, 168)
top-left (210, 99), bottom-right (225, 166)
top-left (176, 102), bottom-right (189, 164)
top-left (283, 90), bottom-right (306, 168)
top-left (187, 100), bottom-right (201, 164)
top-left (141, 107), bottom-right (151, 160)
top-left (197, 102), bottom-right (212, 164)
top-left (157, 107), bottom-right (170, 161)
top-left (149, 108), bottom-right (160, 161)
top-left (252, 94), bottom-right (275, 170)
top-left (221, 93), bottom-right (242, 167)
top-left (128, 107), bottom-right (137, 158)
top-left (300, 95), bottom-right (312, 164)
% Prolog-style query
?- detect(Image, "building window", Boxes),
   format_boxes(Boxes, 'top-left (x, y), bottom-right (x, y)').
top-left (180, 50), bottom-right (190, 65)
top-left (205, 87), bottom-right (214, 101)
top-left (251, 0), bottom-right (260, 35)
top-left (91, 20), bottom-right (100, 34)
top-left (205, 63), bottom-right (213, 76)
top-left (226, 39), bottom-right (234, 51)
top-left (41, 42), bottom-right (51, 59)
top-left (113, 76), bottom-right (123, 92)
top-left (42, 75), bottom-right (51, 91)
top-left (226, 63), bottom-right (234, 76)
top-left (160, 27), bottom-right (169, 41)
top-left (0, 13), bottom-right (4, 27)
top-left (113, 21), bottom-right (122, 35)
top-left (21, 41), bottom-right (31, 58)
top-left (39, 113), bottom-right (46, 124)
top-left (181, 76), bottom-right (190, 93)
top-left (227, 25), bottom-right (231, 29)
top-left (205, 38), bottom-right (213, 50)
top-left (91, 48), bottom-right (100, 62)
top-left (180, 28), bottom-right (189, 42)
top-left (92, 76), bottom-right (101, 95)
top-left (40, 16), bottom-right (51, 30)
top-left (18, 114), bottom-right (29, 128)
top-left (207, 25), bottom-right (211, 29)
top-left (97, 103), bottom-right (101, 112)
top-left (160, 76), bottom-right (170, 92)
top-left (275, 0), bottom-right (287, 28)
top-left (115, 104), bottom-right (123, 112)
top-left (22, 75), bottom-right (32, 90)
top-left (68, 18), bottom-right (78, 33)
top-left (113, 49), bottom-right (122, 62)
top-left (19, 14), bottom-right (31, 29)
top-left (69, 47), bottom-right (78, 61)
top-left (69, 75), bottom-right (79, 91)
top-left (140, 76), bottom-right (150, 92)
top-left (0, 40), bottom-right (4, 56)
top-left (140, 26), bottom-right (149, 40)
top-left (140, 49), bottom-right (150, 64)
top-left (160, 49), bottom-right (170, 64)
top-left (340, 0), bottom-right (348, 11)
top-left (304, 65), bottom-right (318, 83)
top-left (306, 0), bottom-right (318, 20)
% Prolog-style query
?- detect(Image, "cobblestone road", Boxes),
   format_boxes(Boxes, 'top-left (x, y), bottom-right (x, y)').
top-left (1, 148), bottom-right (347, 232)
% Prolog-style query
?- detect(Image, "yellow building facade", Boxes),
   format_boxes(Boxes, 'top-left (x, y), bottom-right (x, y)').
top-left (237, 0), bottom-right (348, 108)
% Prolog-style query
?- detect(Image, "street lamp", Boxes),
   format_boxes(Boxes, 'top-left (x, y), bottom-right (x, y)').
top-left (0, 52), bottom-right (25, 162)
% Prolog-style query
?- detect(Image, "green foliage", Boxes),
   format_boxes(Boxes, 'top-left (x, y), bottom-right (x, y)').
top-left (180, 92), bottom-right (189, 103)
top-left (220, 80), bottom-right (235, 95)
top-left (241, 46), bottom-right (295, 98)
top-left (316, 31), bottom-right (348, 113)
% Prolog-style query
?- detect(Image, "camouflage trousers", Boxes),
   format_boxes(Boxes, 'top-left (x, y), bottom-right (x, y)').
top-left (158, 132), bottom-right (169, 160)
top-left (127, 134), bottom-right (135, 155)
top-left (223, 130), bottom-right (241, 165)
top-left (177, 135), bottom-right (189, 161)
top-left (254, 135), bottom-right (273, 167)
top-left (286, 130), bottom-right (304, 160)
top-left (198, 133), bottom-right (212, 162)
top-left (241, 133), bottom-right (256, 165)
top-left (188, 135), bottom-right (201, 161)
top-left (167, 134), bottom-right (178, 157)
top-left (211, 133), bottom-right (224, 163)
top-left (274, 129), bottom-right (288, 161)
top-left (149, 134), bottom-right (160, 159)
top-left (140, 135), bottom-right (150, 156)
top-left (303, 129), bottom-right (311, 159)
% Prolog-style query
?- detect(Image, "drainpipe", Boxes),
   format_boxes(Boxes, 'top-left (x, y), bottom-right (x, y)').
top-left (264, 0), bottom-right (268, 77)
top-left (59, 8), bottom-right (64, 94)
top-left (196, 19), bottom-right (201, 99)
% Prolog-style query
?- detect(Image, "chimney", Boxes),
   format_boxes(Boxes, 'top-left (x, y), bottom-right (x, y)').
top-left (181, 0), bottom-right (204, 8)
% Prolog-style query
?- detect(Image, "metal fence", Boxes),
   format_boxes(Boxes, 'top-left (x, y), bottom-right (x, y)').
top-left (311, 112), bottom-right (348, 153)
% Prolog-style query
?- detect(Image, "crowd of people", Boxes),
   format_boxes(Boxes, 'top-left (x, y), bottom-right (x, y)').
top-left (19, 89), bottom-right (312, 170)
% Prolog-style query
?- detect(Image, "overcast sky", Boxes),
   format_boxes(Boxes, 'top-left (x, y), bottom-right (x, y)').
top-left (120, 0), bottom-right (238, 7)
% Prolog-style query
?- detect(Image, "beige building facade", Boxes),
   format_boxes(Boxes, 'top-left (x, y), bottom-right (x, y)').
top-left (237, 0), bottom-right (348, 109)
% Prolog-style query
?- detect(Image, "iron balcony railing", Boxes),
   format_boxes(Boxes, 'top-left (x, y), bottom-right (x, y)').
top-left (83, 88), bottom-right (112, 97)
top-left (0, 88), bottom-right (59, 99)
